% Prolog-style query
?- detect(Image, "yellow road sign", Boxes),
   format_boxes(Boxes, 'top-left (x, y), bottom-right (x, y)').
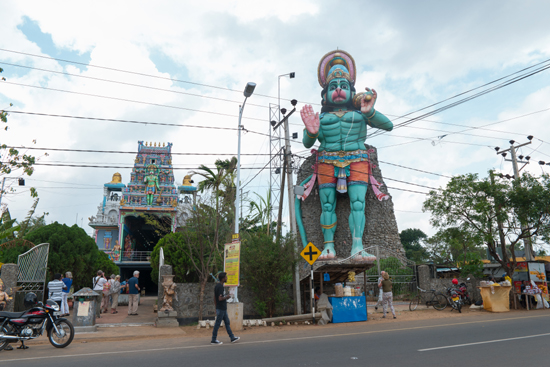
top-left (300, 242), bottom-right (321, 265)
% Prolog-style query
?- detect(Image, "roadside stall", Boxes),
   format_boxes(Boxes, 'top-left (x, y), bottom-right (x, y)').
top-left (478, 280), bottom-right (512, 312)
top-left (512, 261), bottom-right (548, 309)
top-left (300, 261), bottom-right (374, 323)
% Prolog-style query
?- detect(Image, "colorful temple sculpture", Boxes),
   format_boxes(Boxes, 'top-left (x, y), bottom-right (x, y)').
top-left (88, 141), bottom-right (196, 290)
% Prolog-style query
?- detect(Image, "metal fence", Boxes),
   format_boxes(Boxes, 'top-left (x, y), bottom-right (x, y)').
top-left (121, 251), bottom-right (152, 262)
top-left (14, 243), bottom-right (49, 311)
top-left (362, 245), bottom-right (417, 304)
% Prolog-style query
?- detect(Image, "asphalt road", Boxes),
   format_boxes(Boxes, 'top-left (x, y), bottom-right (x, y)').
top-left (1, 312), bottom-right (549, 366)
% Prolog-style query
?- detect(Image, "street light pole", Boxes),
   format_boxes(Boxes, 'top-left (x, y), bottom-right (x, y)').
top-left (234, 82), bottom-right (256, 236)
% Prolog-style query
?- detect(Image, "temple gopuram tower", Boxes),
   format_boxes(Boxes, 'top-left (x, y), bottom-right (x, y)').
top-left (88, 141), bottom-right (196, 292)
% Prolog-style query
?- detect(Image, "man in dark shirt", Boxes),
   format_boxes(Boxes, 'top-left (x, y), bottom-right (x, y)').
top-left (211, 272), bottom-right (239, 345)
top-left (128, 271), bottom-right (140, 315)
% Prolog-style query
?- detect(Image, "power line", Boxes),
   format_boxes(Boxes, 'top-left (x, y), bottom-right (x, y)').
top-left (4, 145), bottom-right (271, 156)
top-left (0, 48), bottom-right (294, 103)
top-left (1, 81), bottom-right (267, 122)
top-left (368, 62), bottom-right (550, 139)
top-left (0, 61), bottom-right (269, 109)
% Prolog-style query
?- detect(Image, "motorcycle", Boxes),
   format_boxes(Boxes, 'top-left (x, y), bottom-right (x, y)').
top-left (0, 295), bottom-right (74, 351)
top-left (446, 287), bottom-right (463, 313)
top-left (456, 281), bottom-right (472, 305)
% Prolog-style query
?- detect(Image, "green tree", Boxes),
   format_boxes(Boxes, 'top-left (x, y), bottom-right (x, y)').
top-left (24, 222), bottom-right (116, 289)
top-left (150, 232), bottom-right (199, 284)
top-left (176, 197), bottom-right (227, 320)
top-left (192, 157), bottom-right (237, 250)
top-left (423, 172), bottom-right (550, 278)
top-left (240, 232), bottom-right (298, 318)
top-left (1, 67), bottom-right (41, 199)
top-left (399, 228), bottom-right (428, 263)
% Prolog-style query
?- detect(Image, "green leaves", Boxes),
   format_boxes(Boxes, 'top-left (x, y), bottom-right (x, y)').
top-left (240, 232), bottom-right (298, 318)
top-left (423, 171), bottom-right (550, 276)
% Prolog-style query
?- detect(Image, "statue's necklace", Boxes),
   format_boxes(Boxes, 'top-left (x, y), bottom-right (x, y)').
top-left (329, 110), bottom-right (347, 118)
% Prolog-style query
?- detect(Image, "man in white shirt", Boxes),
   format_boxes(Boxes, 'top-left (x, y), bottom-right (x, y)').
top-left (374, 271), bottom-right (386, 311)
top-left (92, 270), bottom-right (107, 317)
top-left (47, 273), bottom-right (66, 306)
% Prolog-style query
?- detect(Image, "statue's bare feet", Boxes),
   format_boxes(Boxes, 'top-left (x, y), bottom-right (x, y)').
top-left (318, 243), bottom-right (336, 260)
top-left (350, 245), bottom-right (376, 263)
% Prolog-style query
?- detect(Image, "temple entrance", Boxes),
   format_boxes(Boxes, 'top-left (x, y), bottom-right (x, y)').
top-left (121, 214), bottom-right (171, 262)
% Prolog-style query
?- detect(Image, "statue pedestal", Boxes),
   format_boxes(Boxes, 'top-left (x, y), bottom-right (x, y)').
top-left (227, 302), bottom-right (243, 331)
top-left (156, 310), bottom-right (179, 328)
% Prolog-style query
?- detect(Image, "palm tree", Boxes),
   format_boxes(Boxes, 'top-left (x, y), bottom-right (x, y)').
top-left (192, 158), bottom-right (237, 249)
top-left (248, 192), bottom-right (273, 234)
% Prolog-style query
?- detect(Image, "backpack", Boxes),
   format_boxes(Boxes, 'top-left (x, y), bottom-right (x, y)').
top-left (102, 279), bottom-right (111, 295)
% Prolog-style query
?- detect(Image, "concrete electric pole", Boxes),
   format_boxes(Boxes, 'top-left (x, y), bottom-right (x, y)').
top-left (495, 137), bottom-right (534, 261)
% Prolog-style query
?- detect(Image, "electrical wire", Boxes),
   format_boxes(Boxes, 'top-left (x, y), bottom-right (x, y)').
top-left (0, 61), bottom-right (269, 109)
top-left (4, 145), bottom-right (271, 156)
top-left (0, 48), bottom-right (294, 103)
top-left (1, 81), bottom-right (268, 122)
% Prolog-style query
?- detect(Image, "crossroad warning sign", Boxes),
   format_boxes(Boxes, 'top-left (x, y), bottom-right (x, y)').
top-left (300, 242), bottom-right (321, 265)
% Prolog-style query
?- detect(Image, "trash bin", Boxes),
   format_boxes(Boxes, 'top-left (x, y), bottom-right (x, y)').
top-left (72, 288), bottom-right (100, 332)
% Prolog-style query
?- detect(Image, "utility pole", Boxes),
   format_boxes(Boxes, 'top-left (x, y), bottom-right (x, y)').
top-left (282, 110), bottom-right (301, 316)
top-left (495, 137), bottom-right (533, 261)
top-left (489, 170), bottom-right (508, 261)
top-left (276, 147), bottom-right (286, 242)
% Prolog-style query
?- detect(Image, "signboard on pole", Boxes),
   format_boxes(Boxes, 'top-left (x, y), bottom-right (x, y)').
top-left (300, 242), bottom-right (321, 266)
top-left (224, 242), bottom-right (241, 286)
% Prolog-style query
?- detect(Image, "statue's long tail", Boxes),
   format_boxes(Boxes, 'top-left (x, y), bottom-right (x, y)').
top-left (295, 174), bottom-right (313, 248)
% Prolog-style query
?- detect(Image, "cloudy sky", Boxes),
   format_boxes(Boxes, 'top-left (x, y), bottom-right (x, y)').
top-left (1, 1), bottom-right (550, 249)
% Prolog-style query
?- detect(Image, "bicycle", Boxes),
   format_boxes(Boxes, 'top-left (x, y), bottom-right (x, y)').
top-left (409, 287), bottom-right (448, 311)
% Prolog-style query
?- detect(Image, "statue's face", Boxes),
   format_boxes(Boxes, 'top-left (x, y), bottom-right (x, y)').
top-left (326, 78), bottom-right (351, 106)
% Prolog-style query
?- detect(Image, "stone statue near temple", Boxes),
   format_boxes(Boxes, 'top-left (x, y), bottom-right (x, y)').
top-left (296, 50), bottom-right (393, 261)
top-left (160, 275), bottom-right (177, 312)
top-left (144, 164), bottom-right (160, 206)
top-left (0, 279), bottom-right (11, 311)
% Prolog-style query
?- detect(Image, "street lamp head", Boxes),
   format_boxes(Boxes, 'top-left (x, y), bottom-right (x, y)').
top-left (270, 120), bottom-right (277, 127)
top-left (281, 108), bottom-right (287, 115)
top-left (509, 140), bottom-right (515, 145)
top-left (494, 146), bottom-right (500, 152)
top-left (501, 152), bottom-right (507, 158)
top-left (243, 82), bottom-right (256, 97)
top-left (526, 156), bottom-right (531, 161)
top-left (290, 72), bottom-right (295, 79)
top-left (539, 161), bottom-right (546, 165)
top-left (527, 135), bottom-right (534, 141)
top-left (291, 99), bottom-right (298, 106)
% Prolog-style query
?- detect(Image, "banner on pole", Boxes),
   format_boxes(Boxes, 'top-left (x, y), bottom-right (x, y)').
top-left (224, 242), bottom-right (241, 286)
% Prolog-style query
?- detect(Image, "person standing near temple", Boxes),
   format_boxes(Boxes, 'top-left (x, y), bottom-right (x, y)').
top-left (47, 273), bottom-right (66, 307)
top-left (211, 272), bottom-right (239, 345)
top-left (61, 272), bottom-right (73, 316)
top-left (128, 271), bottom-right (140, 315)
top-left (93, 270), bottom-right (107, 317)
top-left (111, 275), bottom-right (121, 314)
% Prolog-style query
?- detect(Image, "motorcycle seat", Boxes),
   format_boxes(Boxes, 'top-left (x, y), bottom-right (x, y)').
top-left (0, 311), bottom-right (27, 318)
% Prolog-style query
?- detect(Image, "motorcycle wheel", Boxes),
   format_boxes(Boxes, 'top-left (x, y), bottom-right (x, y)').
top-left (409, 297), bottom-right (420, 311)
top-left (48, 319), bottom-right (75, 348)
top-left (457, 302), bottom-right (462, 313)
top-left (433, 294), bottom-right (448, 311)
top-left (450, 299), bottom-right (458, 310)
top-left (0, 326), bottom-right (10, 351)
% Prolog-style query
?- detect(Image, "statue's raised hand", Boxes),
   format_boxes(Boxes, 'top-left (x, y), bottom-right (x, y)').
top-left (361, 87), bottom-right (377, 115)
top-left (300, 104), bottom-right (320, 135)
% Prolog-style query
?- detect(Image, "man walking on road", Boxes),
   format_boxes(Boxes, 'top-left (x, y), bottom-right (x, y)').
top-left (211, 272), bottom-right (239, 345)
top-left (128, 271), bottom-right (140, 315)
